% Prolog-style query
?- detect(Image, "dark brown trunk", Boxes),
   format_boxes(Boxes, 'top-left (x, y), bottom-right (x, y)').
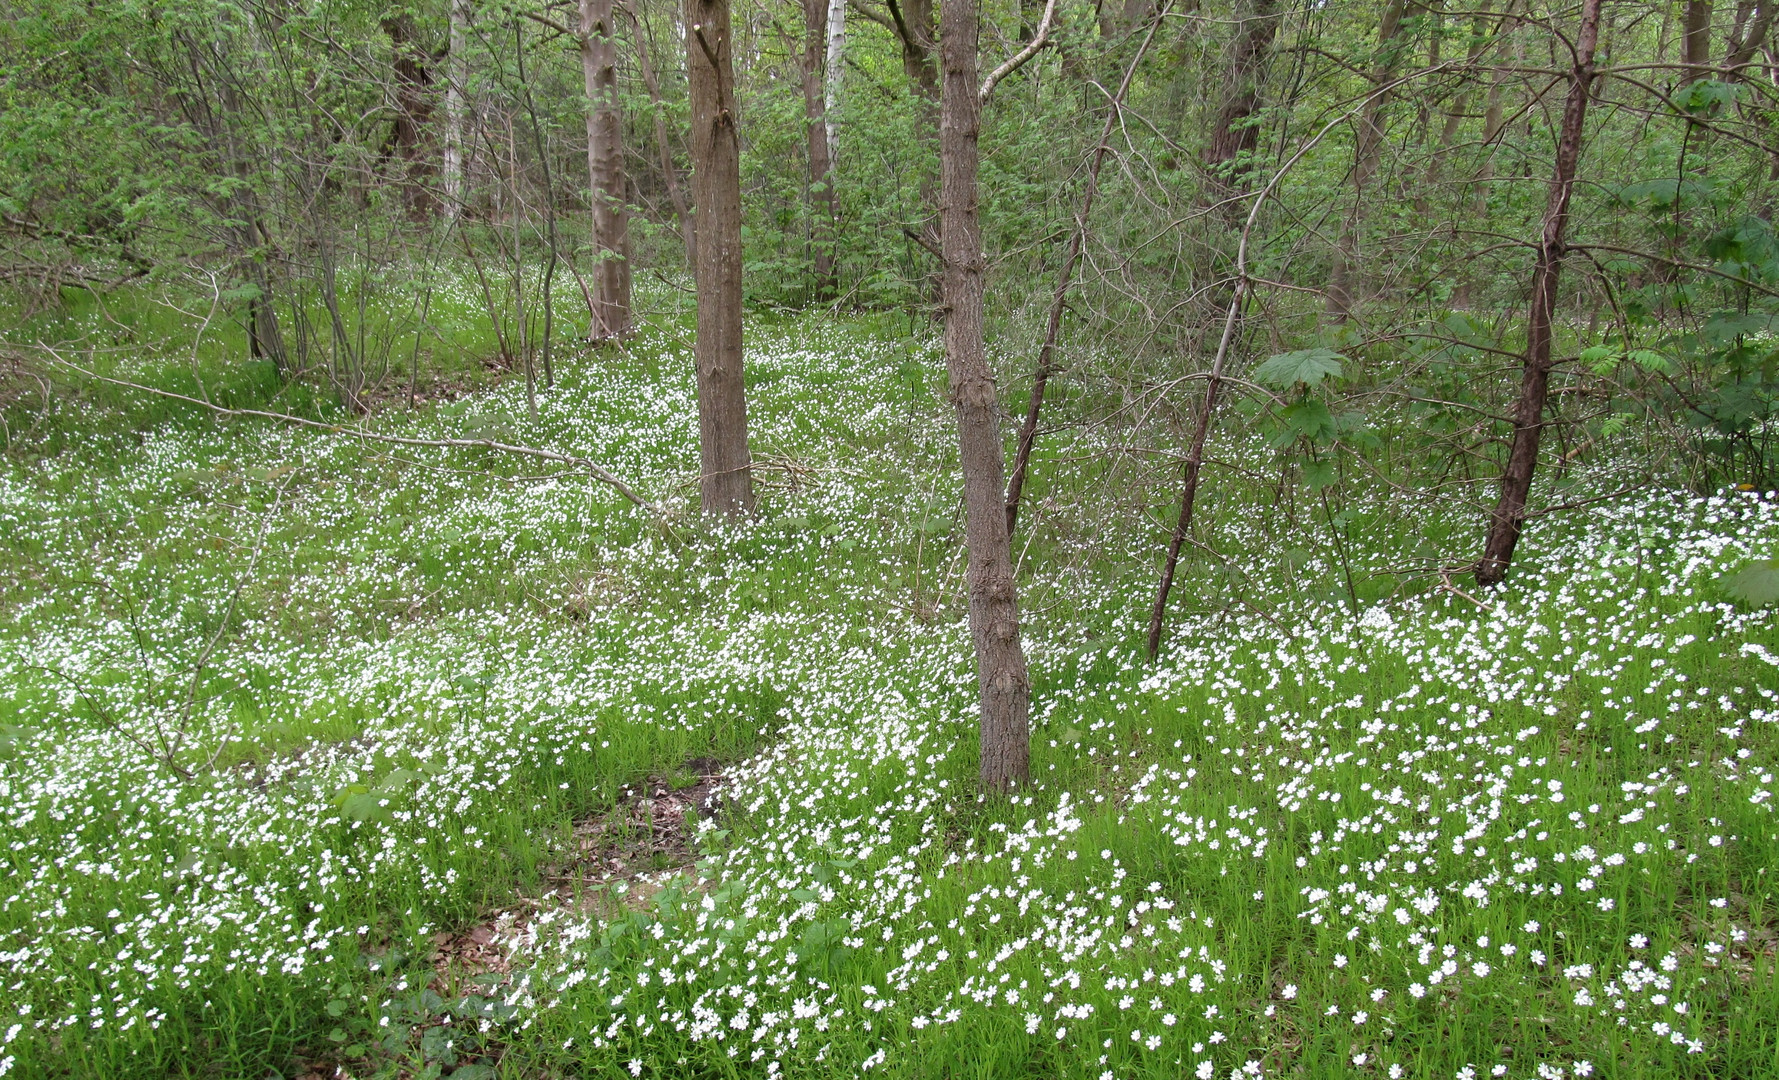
top-left (1005, 12), bottom-right (1165, 540)
top-left (1683, 0), bottom-right (1714, 80)
top-left (1146, 279), bottom-right (1244, 660)
top-left (1726, 1), bottom-right (1774, 73)
top-left (1325, 0), bottom-right (1407, 321)
top-left (1475, 0), bottom-right (1602, 586)
top-left (581, 0), bottom-right (632, 340)
top-left (1204, 0), bottom-right (1282, 193)
top-left (381, 15), bottom-right (437, 219)
top-left (623, 0), bottom-right (698, 270)
top-left (940, 0), bottom-right (1030, 791)
top-left (686, 0), bottom-right (755, 516)
top-left (802, 0), bottom-right (838, 296)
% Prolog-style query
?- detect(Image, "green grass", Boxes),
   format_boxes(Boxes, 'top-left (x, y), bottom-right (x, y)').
top-left (0, 297), bottom-right (1776, 1080)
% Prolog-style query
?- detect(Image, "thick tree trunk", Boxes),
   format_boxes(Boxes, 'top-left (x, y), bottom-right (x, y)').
top-left (1005, 12), bottom-right (1164, 540)
top-left (443, 0), bottom-right (469, 220)
top-left (1204, 0), bottom-right (1282, 194)
top-left (1475, 0), bottom-right (1602, 586)
top-left (581, 0), bottom-right (632, 339)
top-left (939, 0), bottom-right (1031, 791)
top-left (1683, 0), bottom-right (1714, 80)
top-left (686, 0), bottom-right (755, 515)
top-left (381, 14), bottom-right (437, 219)
top-left (1325, 0), bottom-right (1407, 322)
top-left (802, 0), bottom-right (838, 295)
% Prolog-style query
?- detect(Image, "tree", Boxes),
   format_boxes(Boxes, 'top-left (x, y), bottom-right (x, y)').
top-left (801, 0), bottom-right (838, 295)
top-left (686, 0), bottom-right (755, 515)
top-left (581, 0), bottom-right (633, 339)
top-left (939, 0), bottom-right (1030, 791)
top-left (1475, 0), bottom-right (1603, 586)
top-left (1325, 0), bottom-right (1408, 322)
top-left (442, 0), bottom-right (470, 221)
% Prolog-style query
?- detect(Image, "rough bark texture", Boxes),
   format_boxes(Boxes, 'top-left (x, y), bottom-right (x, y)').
top-left (1476, 0), bottom-right (1602, 586)
top-left (581, 0), bottom-right (632, 339)
top-left (1204, 0), bottom-right (1281, 189)
top-left (825, 0), bottom-right (846, 164)
top-left (1325, 0), bottom-right (1407, 322)
top-left (1005, 12), bottom-right (1163, 540)
top-left (938, 0), bottom-right (1030, 792)
top-left (380, 14), bottom-right (436, 219)
top-left (802, 0), bottom-right (838, 295)
top-left (686, 0), bottom-right (755, 516)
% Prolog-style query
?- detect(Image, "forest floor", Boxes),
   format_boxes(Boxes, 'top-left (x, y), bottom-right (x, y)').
top-left (1, 312), bottom-right (1777, 1080)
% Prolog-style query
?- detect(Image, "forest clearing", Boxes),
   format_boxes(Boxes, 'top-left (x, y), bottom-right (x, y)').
top-left (2, 0), bottom-right (1779, 1077)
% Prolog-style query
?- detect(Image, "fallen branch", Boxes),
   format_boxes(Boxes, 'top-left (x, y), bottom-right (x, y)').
top-left (26, 347), bottom-right (661, 513)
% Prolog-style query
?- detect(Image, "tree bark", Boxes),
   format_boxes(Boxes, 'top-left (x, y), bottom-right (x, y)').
top-left (1324, 0), bottom-right (1407, 322)
top-left (686, 0), bottom-right (755, 515)
top-left (443, 0), bottom-right (469, 220)
top-left (622, 0), bottom-right (698, 270)
top-left (1005, 11), bottom-right (1165, 540)
top-left (1475, 0), bottom-right (1602, 586)
top-left (581, 0), bottom-right (633, 339)
top-left (1204, 0), bottom-right (1282, 194)
top-left (803, 0), bottom-right (839, 295)
top-left (1726, 1), bottom-right (1774, 73)
top-left (1683, 0), bottom-right (1714, 80)
top-left (381, 14), bottom-right (437, 220)
top-left (939, 0), bottom-right (1030, 792)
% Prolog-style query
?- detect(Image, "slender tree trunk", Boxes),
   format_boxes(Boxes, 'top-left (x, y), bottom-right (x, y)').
top-left (1146, 279), bottom-right (1243, 659)
top-left (443, 0), bottom-right (469, 220)
top-left (623, 0), bottom-right (697, 270)
top-left (939, 0), bottom-right (1030, 792)
top-left (1325, 0), bottom-right (1407, 321)
top-left (581, 0), bottom-right (632, 339)
top-left (1726, 1), bottom-right (1774, 72)
top-left (1005, 12), bottom-right (1165, 540)
top-left (826, 0), bottom-right (846, 165)
top-left (1683, 0), bottom-right (1715, 80)
top-left (1475, 0), bottom-right (1602, 586)
top-left (687, 0), bottom-right (755, 515)
top-left (802, 0), bottom-right (838, 296)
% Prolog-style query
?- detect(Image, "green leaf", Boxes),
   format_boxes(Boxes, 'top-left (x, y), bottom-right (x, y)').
top-left (1722, 559), bottom-right (1779, 606)
top-left (1580, 345), bottom-right (1619, 374)
top-left (1303, 458), bottom-right (1338, 491)
top-left (1281, 399), bottom-right (1338, 445)
top-left (1251, 348), bottom-right (1347, 390)
top-left (1628, 349), bottom-right (1672, 373)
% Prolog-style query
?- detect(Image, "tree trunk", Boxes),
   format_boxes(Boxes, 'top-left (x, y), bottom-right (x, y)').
top-left (581, 0), bottom-right (633, 339)
top-left (940, 0), bottom-right (1031, 791)
top-left (1005, 12), bottom-right (1164, 540)
top-left (802, 0), bottom-right (838, 296)
top-left (1475, 0), bottom-right (1602, 586)
top-left (443, 0), bottom-right (469, 220)
top-left (1726, 1), bottom-right (1774, 73)
top-left (623, 0), bottom-right (698, 270)
top-left (826, 0), bottom-right (846, 165)
top-left (1325, 0), bottom-right (1407, 322)
top-left (1204, 0), bottom-right (1282, 194)
top-left (686, 0), bottom-right (755, 515)
top-left (1683, 0), bottom-right (1714, 80)
top-left (381, 14), bottom-right (437, 219)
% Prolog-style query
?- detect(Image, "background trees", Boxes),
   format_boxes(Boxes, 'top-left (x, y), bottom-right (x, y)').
top-left (6, 0), bottom-right (1779, 758)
